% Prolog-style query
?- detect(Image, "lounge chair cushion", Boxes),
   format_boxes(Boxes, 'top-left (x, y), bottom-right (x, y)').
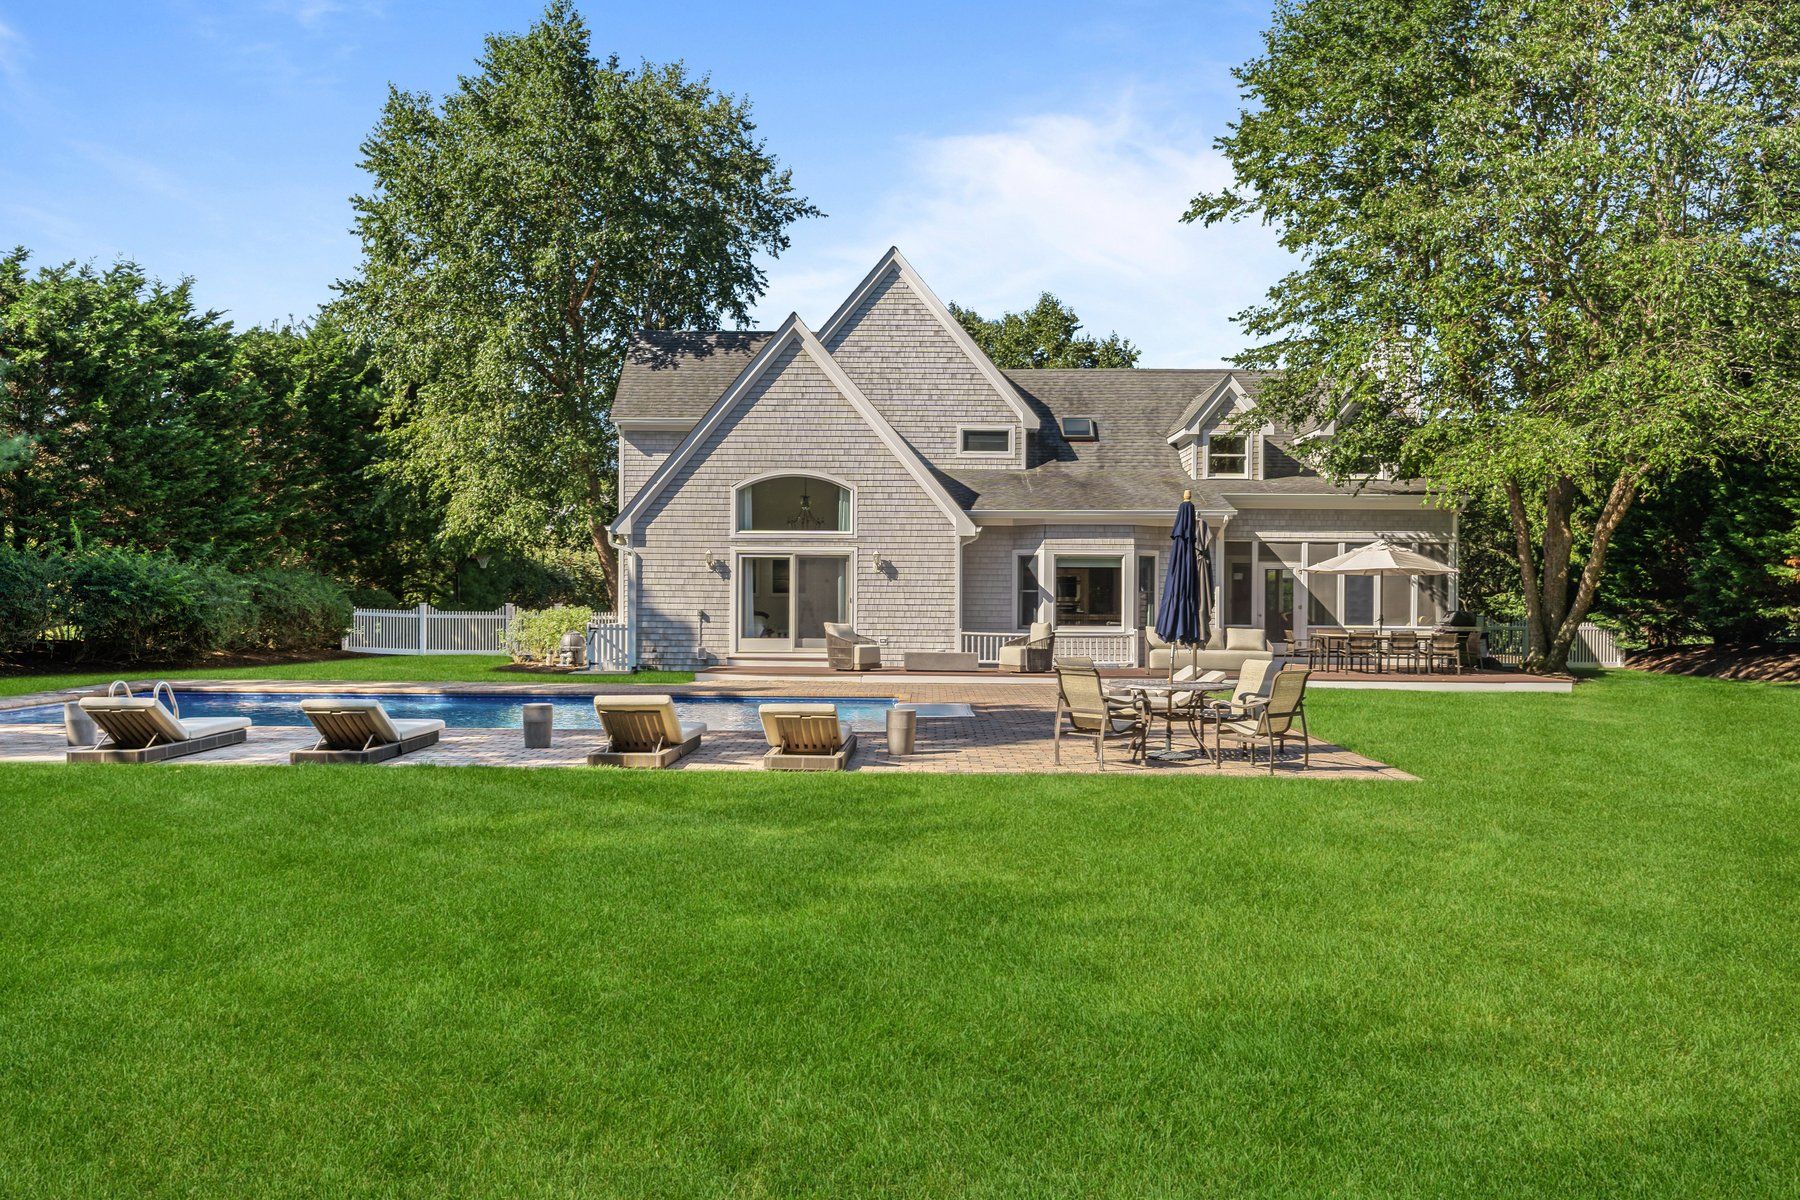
top-left (593, 695), bottom-right (703, 746)
top-left (758, 703), bottom-right (850, 750)
top-left (299, 698), bottom-right (444, 750)
top-left (78, 696), bottom-right (251, 746)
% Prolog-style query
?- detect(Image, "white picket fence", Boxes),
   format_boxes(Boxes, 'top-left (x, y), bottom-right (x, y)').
top-left (1483, 620), bottom-right (1625, 669)
top-left (586, 621), bottom-right (634, 673)
top-left (342, 604), bottom-right (516, 655)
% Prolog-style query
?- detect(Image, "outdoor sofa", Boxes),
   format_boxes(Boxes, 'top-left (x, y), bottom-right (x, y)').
top-left (291, 698), bottom-right (444, 764)
top-left (1146, 627), bottom-right (1277, 677)
top-left (69, 694), bottom-right (251, 764)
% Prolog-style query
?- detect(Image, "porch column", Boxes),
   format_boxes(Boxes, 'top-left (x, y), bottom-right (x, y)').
top-left (1209, 518), bottom-right (1228, 642)
top-left (1035, 539), bottom-right (1052, 625)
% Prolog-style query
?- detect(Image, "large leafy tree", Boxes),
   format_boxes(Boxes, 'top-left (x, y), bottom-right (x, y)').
top-left (342, 2), bottom-right (816, 604)
top-left (0, 249), bottom-right (271, 559)
top-left (950, 293), bottom-right (1139, 369)
top-left (1190, 0), bottom-right (1800, 671)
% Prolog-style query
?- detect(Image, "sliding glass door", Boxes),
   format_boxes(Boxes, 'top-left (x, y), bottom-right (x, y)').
top-left (738, 553), bottom-right (848, 653)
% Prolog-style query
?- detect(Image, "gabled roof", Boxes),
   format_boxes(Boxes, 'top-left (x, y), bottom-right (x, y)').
top-left (817, 247), bottom-right (1040, 430)
top-left (1166, 371), bottom-right (1273, 440)
top-left (609, 313), bottom-right (977, 539)
top-left (1004, 368), bottom-right (1229, 470)
top-left (614, 330), bottom-right (774, 425)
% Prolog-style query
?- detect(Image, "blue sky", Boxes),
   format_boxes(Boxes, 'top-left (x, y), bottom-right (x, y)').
top-left (0, 1), bottom-right (1287, 364)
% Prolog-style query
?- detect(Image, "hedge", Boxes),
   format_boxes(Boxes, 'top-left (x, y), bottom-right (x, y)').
top-left (0, 546), bottom-right (352, 663)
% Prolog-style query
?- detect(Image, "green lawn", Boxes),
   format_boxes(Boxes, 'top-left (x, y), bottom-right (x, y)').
top-left (1, 671), bottom-right (1795, 1197)
top-left (0, 654), bottom-right (693, 698)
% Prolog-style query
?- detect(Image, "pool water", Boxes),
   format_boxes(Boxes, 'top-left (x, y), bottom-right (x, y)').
top-left (8, 692), bottom-right (942, 733)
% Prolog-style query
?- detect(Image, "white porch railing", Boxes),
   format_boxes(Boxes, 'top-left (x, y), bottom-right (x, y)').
top-left (342, 603), bottom-right (515, 655)
top-left (1482, 620), bottom-right (1624, 669)
top-left (961, 629), bottom-right (1142, 667)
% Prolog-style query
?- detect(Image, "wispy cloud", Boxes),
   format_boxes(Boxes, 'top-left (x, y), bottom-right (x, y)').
top-left (69, 140), bottom-right (200, 207)
top-left (760, 101), bottom-right (1286, 365)
top-left (0, 16), bottom-right (22, 77)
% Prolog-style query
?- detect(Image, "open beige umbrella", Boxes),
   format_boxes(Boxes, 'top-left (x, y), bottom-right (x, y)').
top-left (1299, 539), bottom-right (1458, 579)
top-left (1300, 539), bottom-right (1458, 634)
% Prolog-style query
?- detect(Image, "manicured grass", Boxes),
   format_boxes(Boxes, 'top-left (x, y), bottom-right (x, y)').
top-left (0, 654), bottom-right (692, 698)
top-left (1, 672), bottom-right (1795, 1197)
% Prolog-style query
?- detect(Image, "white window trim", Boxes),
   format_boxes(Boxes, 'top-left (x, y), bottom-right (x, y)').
top-left (730, 470), bottom-right (857, 539)
top-left (1203, 430), bottom-right (1252, 479)
top-left (1050, 552), bottom-right (1128, 632)
top-left (1015, 550), bottom-right (1043, 630)
top-left (957, 424), bottom-right (1015, 459)
top-left (729, 547), bottom-right (858, 657)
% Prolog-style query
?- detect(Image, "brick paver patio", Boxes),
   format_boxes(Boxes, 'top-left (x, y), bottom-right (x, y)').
top-left (0, 676), bottom-right (1415, 779)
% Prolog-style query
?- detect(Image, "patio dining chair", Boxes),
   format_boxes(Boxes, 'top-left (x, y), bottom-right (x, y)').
top-left (1382, 630), bottom-right (1420, 673)
top-left (1343, 631), bottom-right (1380, 673)
top-left (1426, 631), bottom-right (1463, 674)
top-left (1213, 667), bottom-right (1312, 773)
top-left (1053, 658), bottom-right (1149, 769)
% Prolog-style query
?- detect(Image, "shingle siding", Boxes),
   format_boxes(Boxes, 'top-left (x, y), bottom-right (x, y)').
top-left (620, 429), bottom-right (684, 501)
top-left (625, 340), bottom-right (960, 670)
top-left (824, 265), bottom-right (1025, 469)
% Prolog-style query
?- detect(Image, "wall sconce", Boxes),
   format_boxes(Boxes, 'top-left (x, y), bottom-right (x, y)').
top-left (702, 549), bottom-right (718, 570)
top-left (868, 549), bottom-right (890, 572)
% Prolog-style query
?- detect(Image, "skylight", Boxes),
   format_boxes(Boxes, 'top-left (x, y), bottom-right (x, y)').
top-left (1061, 416), bottom-right (1097, 441)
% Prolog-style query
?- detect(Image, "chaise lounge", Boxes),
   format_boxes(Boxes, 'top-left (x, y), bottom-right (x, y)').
top-left (70, 691), bottom-right (251, 764)
top-left (291, 698), bottom-right (444, 764)
top-left (588, 695), bottom-right (706, 768)
top-left (759, 703), bottom-right (857, 770)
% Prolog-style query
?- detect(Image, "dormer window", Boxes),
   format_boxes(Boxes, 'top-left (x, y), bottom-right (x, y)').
top-left (1206, 433), bottom-right (1249, 478)
top-left (1061, 416), bottom-right (1097, 441)
top-left (959, 427), bottom-right (1013, 456)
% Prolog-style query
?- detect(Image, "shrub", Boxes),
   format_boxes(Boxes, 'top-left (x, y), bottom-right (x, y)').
top-left (0, 546), bottom-right (350, 663)
top-left (505, 604), bottom-right (596, 662)
top-left (243, 568), bottom-right (353, 651)
top-left (0, 545), bottom-right (61, 654)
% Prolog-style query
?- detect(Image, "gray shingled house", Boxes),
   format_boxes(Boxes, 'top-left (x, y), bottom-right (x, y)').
top-left (608, 248), bottom-right (1459, 670)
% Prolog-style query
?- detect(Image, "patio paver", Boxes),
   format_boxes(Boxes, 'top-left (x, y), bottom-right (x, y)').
top-left (0, 677), bottom-right (1414, 779)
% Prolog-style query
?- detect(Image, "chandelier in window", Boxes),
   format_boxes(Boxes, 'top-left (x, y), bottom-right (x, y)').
top-left (788, 484), bottom-right (826, 529)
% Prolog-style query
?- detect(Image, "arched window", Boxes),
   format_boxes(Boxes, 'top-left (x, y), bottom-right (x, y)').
top-left (735, 475), bottom-right (851, 533)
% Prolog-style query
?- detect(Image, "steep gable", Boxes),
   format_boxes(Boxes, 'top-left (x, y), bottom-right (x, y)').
top-left (611, 314), bottom-right (975, 539)
top-left (820, 248), bottom-right (1037, 468)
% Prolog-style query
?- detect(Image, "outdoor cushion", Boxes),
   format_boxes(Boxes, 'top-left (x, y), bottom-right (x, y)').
top-left (79, 696), bottom-right (251, 746)
top-left (299, 699), bottom-right (444, 749)
top-left (1225, 628), bottom-right (1270, 652)
top-left (758, 703), bottom-right (850, 749)
top-left (593, 695), bottom-right (702, 746)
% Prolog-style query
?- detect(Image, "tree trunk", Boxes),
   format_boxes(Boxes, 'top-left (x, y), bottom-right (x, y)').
top-left (1543, 470), bottom-right (1640, 672)
top-left (1506, 470), bottom-right (1641, 675)
top-left (588, 515), bottom-right (619, 613)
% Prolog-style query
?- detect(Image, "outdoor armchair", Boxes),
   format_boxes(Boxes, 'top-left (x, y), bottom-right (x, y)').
top-left (1054, 658), bottom-right (1149, 769)
top-left (998, 622), bottom-right (1054, 673)
top-left (823, 621), bottom-right (882, 671)
top-left (1214, 666), bottom-right (1312, 772)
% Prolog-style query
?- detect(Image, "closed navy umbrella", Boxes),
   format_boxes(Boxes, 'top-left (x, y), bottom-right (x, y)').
top-left (1156, 494), bottom-right (1203, 649)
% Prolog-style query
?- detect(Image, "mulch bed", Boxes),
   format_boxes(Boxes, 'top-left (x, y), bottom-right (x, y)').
top-left (1624, 646), bottom-right (1800, 683)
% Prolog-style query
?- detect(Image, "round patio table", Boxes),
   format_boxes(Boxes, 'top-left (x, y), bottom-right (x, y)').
top-left (1111, 680), bottom-right (1233, 762)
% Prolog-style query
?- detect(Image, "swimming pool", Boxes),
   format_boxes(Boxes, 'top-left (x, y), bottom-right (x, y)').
top-left (5, 692), bottom-right (962, 733)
